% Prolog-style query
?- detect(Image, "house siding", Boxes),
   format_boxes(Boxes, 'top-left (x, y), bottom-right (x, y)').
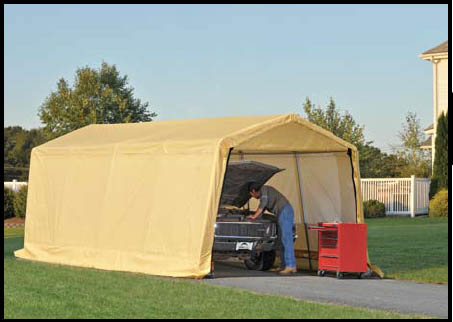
top-left (436, 58), bottom-right (449, 119)
top-left (419, 41), bottom-right (448, 171)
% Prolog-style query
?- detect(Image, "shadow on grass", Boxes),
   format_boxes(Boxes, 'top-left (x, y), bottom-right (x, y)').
top-left (4, 236), bottom-right (23, 258)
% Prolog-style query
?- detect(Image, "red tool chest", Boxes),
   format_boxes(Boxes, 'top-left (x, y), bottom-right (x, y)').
top-left (308, 222), bottom-right (367, 278)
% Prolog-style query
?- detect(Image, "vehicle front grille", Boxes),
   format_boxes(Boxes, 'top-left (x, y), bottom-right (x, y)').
top-left (215, 222), bottom-right (276, 238)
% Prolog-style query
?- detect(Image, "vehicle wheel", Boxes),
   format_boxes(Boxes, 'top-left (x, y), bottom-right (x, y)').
top-left (204, 272), bottom-right (215, 279)
top-left (317, 270), bottom-right (325, 277)
top-left (244, 250), bottom-right (276, 271)
top-left (244, 251), bottom-right (264, 270)
top-left (336, 271), bottom-right (344, 279)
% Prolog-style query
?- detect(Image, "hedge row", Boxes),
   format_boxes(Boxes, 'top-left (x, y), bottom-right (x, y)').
top-left (3, 185), bottom-right (28, 219)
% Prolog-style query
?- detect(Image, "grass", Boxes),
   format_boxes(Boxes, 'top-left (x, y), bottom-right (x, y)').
top-left (4, 227), bottom-right (24, 238)
top-left (366, 216), bottom-right (448, 284)
top-left (4, 228), bottom-right (428, 319)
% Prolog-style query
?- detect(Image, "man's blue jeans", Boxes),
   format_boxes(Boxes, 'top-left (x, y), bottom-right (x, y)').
top-left (278, 204), bottom-right (296, 268)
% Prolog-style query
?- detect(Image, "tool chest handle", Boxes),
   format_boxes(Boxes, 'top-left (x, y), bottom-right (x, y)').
top-left (307, 226), bottom-right (337, 231)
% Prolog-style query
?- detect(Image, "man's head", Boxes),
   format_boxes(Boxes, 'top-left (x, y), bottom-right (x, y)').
top-left (248, 182), bottom-right (261, 199)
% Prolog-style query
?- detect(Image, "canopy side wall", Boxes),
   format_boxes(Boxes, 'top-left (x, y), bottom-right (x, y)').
top-left (16, 142), bottom-right (226, 278)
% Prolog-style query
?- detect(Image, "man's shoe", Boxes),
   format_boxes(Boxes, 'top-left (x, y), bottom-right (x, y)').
top-left (279, 267), bottom-right (297, 275)
top-left (269, 267), bottom-right (284, 272)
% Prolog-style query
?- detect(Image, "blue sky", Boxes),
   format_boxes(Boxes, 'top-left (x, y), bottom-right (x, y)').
top-left (4, 4), bottom-right (448, 151)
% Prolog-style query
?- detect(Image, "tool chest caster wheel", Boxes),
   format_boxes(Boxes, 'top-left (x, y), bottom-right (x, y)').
top-left (336, 272), bottom-right (344, 279)
top-left (317, 270), bottom-right (325, 276)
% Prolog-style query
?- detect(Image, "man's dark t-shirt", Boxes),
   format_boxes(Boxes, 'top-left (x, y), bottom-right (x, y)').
top-left (258, 185), bottom-right (290, 217)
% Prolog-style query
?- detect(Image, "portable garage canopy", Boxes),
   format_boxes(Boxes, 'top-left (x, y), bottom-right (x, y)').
top-left (15, 114), bottom-right (382, 278)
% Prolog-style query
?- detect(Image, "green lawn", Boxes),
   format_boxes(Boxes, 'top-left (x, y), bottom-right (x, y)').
top-left (366, 216), bottom-right (448, 284)
top-left (4, 227), bottom-right (25, 238)
top-left (4, 228), bottom-right (428, 319)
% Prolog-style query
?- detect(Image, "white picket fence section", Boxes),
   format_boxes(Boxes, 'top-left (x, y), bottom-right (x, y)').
top-left (361, 175), bottom-right (431, 217)
top-left (4, 179), bottom-right (28, 192)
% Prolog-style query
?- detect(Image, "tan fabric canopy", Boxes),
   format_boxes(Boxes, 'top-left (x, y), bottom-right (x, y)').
top-left (15, 114), bottom-right (382, 278)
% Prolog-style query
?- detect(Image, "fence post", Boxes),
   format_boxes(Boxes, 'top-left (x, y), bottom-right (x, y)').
top-left (12, 179), bottom-right (17, 192)
top-left (410, 175), bottom-right (416, 218)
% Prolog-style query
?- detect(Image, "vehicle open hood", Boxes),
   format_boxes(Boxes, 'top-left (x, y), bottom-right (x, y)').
top-left (219, 161), bottom-right (285, 208)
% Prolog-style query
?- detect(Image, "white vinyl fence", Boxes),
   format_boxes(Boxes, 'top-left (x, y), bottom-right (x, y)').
top-left (4, 179), bottom-right (28, 192)
top-left (361, 175), bottom-right (431, 217)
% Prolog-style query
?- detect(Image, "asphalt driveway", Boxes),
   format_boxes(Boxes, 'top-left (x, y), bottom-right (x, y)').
top-left (200, 260), bottom-right (448, 318)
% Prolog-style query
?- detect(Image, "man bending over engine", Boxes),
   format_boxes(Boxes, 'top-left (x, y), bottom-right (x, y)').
top-left (246, 182), bottom-right (296, 275)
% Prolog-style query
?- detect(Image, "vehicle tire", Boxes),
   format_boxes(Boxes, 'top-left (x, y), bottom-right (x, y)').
top-left (244, 250), bottom-right (276, 271)
top-left (244, 252), bottom-right (263, 270)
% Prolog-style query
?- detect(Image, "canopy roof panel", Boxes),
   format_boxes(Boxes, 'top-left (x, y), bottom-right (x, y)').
top-left (38, 114), bottom-right (356, 153)
top-left (40, 115), bottom-right (279, 148)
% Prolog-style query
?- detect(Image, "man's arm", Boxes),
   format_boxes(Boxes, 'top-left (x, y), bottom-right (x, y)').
top-left (247, 207), bottom-right (264, 220)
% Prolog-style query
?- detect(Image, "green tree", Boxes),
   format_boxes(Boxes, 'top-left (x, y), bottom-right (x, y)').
top-left (38, 62), bottom-right (156, 139)
top-left (430, 111), bottom-right (448, 198)
top-left (303, 97), bottom-right (365, 148)
top-left (4, 126), bottom-right (49, 181)
top-left (395, 112), bottom-right (431, 178)
top-left (4, 187), bottom-right (15, 219)
top-left (359, 144), bottom-right (407, 178)
top-left (4, 126), bottom-right (27, 167)
top-left (13, 185), bottom-right (28, 218)
top-left (302, 97), bottom-right (402, 178)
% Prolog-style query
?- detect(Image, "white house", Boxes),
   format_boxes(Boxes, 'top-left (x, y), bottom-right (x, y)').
top-left (419, 40), bottom-right (448, 167)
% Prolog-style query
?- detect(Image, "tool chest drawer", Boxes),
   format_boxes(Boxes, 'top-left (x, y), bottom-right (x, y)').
top-left (319, 255), bottom-right (339, 268)
top-left (318, 246), bottom-right (339, 257)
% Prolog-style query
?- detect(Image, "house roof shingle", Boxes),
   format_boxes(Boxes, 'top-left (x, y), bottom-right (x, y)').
top-left (420, 136), bottom-right (432, 149)
top-left (422, 40), bottom-right (448, 55)
top-left (424, 123), bottom-right (434, 131)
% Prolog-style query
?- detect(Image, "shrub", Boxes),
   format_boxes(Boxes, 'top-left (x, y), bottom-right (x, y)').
top-left (429, 189), bottom-right (449, 218)
top-left (429, 177), bottom-right (439, 200)
top-left (431, 112), bottom-right (448, 197)
top-left (363, 200), bottom-right (386, 218)
top-left (4, 186), bottom-right (15, 219)
top-left (13, 185), bottom-right (28, 218)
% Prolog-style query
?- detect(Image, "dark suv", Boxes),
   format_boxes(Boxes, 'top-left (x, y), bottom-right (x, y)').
top-left (213, 161), bottom-right (296, 271)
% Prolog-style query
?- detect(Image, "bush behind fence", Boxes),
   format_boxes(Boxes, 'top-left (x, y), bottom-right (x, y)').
top-left (4, 184), bottom-right (28, 220)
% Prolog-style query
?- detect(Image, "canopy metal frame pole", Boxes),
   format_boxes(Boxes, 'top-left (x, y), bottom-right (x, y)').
top-left (208, 147), bottom-right (234, 278)
top-left (232, 150), bottom-right (346, 156)
top-left (347, 148), bottom-right (358, 223)
top-left (294, 152), bottom-right (312, 271)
